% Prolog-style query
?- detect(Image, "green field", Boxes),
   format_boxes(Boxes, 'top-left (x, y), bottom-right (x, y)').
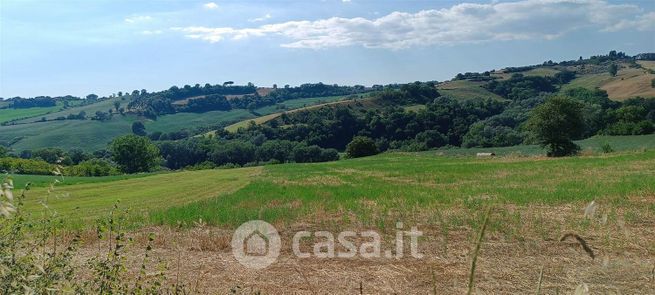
top-left (15, 136), bottom-right (654, 229)
top-left (438, 134), bottom-right (655, 156)
top-left (146, 108), bottom-right (253, 133)
top-left (522, 67), bottom-right (561, 77)
top-left (11, 173), bottom-right (156, 189)
top-left (152, 150), bottom-right (655, 227)
top-left (13, 97), bottom-right (125, 124)
top-left (437, 80), bottom-right (505, 101)
top-left (0, 116), bottom-right (139, 151)
top-left (561, 73), bottom-right (612, 91)
top-left (22, 167), bottom-right (260, 228)
top-left (0, 103), bottom-right (63, 124)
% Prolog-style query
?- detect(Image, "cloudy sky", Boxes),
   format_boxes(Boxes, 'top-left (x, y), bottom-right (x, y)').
top-left (1, 0), bottom-right (654, 98)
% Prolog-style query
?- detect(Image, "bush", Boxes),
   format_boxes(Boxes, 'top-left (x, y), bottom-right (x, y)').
top-left (600, 143), bottom-right (614, 153)
top-left (0, 176), bottom-right (184, 293)
top-left (0, 157), bottom-right (54, 175)
top-left (345, 136), bottom-right (379, 158)
top-left (66, 159), bottom-right (119, 176)
top-left (292, 145), bottom-right (323, 163)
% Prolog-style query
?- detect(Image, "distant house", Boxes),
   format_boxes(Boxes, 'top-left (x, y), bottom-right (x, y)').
top-left (476, 152), bottom-right (496, 157)
top-left (635, 53), bottom-right (655, 61)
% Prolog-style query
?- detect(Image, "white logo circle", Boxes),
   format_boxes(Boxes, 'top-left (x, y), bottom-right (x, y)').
top-left (231, 220), bottom-right (281, 269)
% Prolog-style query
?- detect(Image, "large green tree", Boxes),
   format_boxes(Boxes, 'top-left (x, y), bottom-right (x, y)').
top-left (527, 96), bottom-right (585, 157)
top-left (109, 135), bottom-right (160, 173)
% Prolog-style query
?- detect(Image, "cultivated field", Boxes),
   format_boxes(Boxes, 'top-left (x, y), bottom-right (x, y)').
top-left (0, 103), bottom-right (63, 124)
top-left (560, 64), bottom-right (655, 100)
top-left (17, 146), bottom-right (655, 293)
top-left (437, 80), bottom-right (505, 101)
top-left (224, 95), bottom-right (357, 132)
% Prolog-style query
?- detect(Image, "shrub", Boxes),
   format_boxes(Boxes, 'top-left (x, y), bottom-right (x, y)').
top-left (346, 136), bottom-right (379, 158)
top-left (66, 159), bottom-right (119, 176)
top-left (0, 176), bottom-right (185, 293)
top-left (292, 144), bottom-right (323, 163)
top-left (600, 143), bottom-right (614, 153)
top-left (0, 157), bottom-right (54, 175)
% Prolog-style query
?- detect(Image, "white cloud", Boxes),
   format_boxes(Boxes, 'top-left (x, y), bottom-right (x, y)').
top-left (249, 13), bottom-right (272, 22)
top-left (140, 30), bottom-right (163, 35)
top-left (203, 2), bottom-right (219, 10)
top-left (342, 0), bottom-right (352, 2)
top-left (124, 15), bottom-right (153, 24)
top-left (174, 0), bottom-right (655, 49)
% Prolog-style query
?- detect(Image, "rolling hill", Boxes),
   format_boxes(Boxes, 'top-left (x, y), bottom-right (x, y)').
top-left (1, 53), bottom-right (653, 153)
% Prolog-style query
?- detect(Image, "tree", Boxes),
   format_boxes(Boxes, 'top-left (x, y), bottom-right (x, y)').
top-left (526, 96), bottom-right (585, 157)
top-left (32, 148), bottom-right (67, 164)
top-left (131, 121), bottom-right (147, 136)
top-left (345, 136), bottom-right (378, 158)
top-left (0, 146), bottom-right (8, 158)
top-left (68, 148), bottom-right (89, 165)
top-left (608, 63), bottom-right (618, 77)
top-left (109, 135), bottom-right (160, 173)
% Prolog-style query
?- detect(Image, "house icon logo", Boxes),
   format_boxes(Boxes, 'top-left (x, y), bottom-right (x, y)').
top-left (231, 220), bottom-right (281, 269)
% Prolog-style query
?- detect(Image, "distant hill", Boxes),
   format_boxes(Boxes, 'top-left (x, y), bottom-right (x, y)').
top-left (1, 51), bottom-right (653, 152)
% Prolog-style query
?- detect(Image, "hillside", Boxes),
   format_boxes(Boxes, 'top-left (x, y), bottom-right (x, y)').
top-left (0, 52), bottom-right (653, 154)
top-left (223, 95), bottom-right (369, 133)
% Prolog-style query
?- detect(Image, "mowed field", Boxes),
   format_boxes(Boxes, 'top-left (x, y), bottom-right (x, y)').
top-left (22, 167), bottom-right (261, 228)
top-left (0, 103), bottom-right (63, 124)
top-left (14, 142), bottom-right (655, 293)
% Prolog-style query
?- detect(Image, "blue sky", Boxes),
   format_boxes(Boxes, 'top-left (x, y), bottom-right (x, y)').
top-left (1, 0), bottom-right (654, 98)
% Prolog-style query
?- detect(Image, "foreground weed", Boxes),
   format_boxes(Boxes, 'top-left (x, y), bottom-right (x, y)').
top-left (0, 174), bottom-right (189, 294)
top-left (466, 206), bottom-right (491, 295)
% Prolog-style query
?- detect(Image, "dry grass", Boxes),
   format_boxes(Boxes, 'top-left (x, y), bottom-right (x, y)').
top-left (600, 67), bottom-right (655, 100)
top-left (70, 197), bottom-right (655, 294)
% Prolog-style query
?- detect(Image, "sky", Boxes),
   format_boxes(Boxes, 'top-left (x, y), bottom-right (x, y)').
top-left (1, 0), bottom-right (654, 98)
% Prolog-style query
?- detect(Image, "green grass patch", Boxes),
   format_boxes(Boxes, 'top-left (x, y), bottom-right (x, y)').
top-left (13, 97), bottom-right (124, 124)
top-left (0, 116), bottom-right (139, 152)
top-left (11, 173), bottom-right (156, 189)
top-left (0, 103), bottom-right (63, 124)
top-left (146, 109), bottom-right (253, 133)
top-left (561, 73), bottom-right (613, 91)
top-left (153, 149), bottom-right (655, 228)
top-left (22, 167), bottom-right (261, 228)
top-left (438, 80), bottom-right (505, 101)
top-left (437, 134), bottom-right (655, 156)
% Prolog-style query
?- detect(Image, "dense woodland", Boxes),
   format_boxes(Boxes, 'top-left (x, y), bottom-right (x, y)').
top-left (1, 51), bottom-right (654, 175)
